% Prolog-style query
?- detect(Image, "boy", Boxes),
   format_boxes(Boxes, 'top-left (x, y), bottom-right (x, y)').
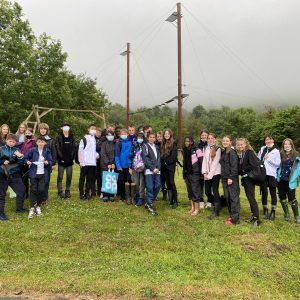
top-left (78, 124), bottom-right (99, 200)
top-left (0, 134), bottom-right (26, 221)
top-left (25, 136), bottom-right (53, 219)
top-left (142, 132), bottom-right (161, 215)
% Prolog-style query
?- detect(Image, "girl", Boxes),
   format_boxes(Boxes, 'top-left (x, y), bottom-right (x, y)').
top-left (142, 132), bottom-right (161, 215)
top-left (258, 135), bottom-right (281, 220)
top-left (0, 124), bottom-right (10, 146)
top-left (161, 128), bottom-right (178, 209)
top-left (16, 122), bottom-right (27, 144)
top-left (182, 136), bottom-right (203, 216)
top-left (236, 138), bottom-right (260, 227)
top-left (220, 136), bottom-right (240, 225)
top-left (202, 133), bottom-right (221, 219)
top-left (277, 138), bottom-right (300, 224)
top-left (55, 122), bottom-right (76, 199)
top-left (198, 130), bottom-right (209, 209)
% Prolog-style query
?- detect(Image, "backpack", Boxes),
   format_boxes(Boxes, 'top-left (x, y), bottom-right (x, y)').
top-left (247, 157), bottom-right (266, 185)
top-left (132, 148), bottom-right (145, 172)
top-left (74, 137), bottom-right (87, 165)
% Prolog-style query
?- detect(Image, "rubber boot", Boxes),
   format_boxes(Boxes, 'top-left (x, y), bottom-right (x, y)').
top-left (290, 200), bottom-right (300, 224)
top-left (168, 190), bottom-right (173, 207)
top-left (130, 184), bottom-right (137, 205)
top-left (171, 189), bottom-right (178, 209)
top-left (263, 206), bottom-right (269, 220)
top-left (125, 184), bottom-right (131, 205)
top-left (280, 199), bottom-right (291, 221)
top-left (162, 188), bottom-right (168, 201)
top-left (269, 209), bottom-right (276, 221)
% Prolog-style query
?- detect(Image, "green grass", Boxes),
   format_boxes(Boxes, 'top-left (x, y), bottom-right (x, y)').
top-left (0, 166), bottom-right (300, 299)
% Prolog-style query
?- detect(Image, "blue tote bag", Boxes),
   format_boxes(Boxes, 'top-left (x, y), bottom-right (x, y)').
top-left (101, 170), bottom-right (119, 194)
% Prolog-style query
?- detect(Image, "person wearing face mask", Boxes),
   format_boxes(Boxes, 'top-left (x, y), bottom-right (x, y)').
top-left (277, 138), bottom-right (300, 224)
top-left (100, 130), bottom-right (116, 202)
top-left (115, 128), bottom-right (135, 204)
top-left (129, 132), bottom-right (146, 206)
top-left (21, 128), bottom-right (36, 199)
top-left (198, 130), bottom-right (209, 209)
top-left (55, 122), bottom-right (76, 199)
top-left (78, 124), bottom-right (99, 200)
top-left (257, 135), bottom-right (281, 220)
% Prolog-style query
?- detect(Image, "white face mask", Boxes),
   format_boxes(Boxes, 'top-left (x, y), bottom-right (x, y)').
top-left (284, 146), bottom-right (292, 152)
top-left (62, 126), bottom-right (70, 132)
top-left (89, 129), bottom-right (96, 136)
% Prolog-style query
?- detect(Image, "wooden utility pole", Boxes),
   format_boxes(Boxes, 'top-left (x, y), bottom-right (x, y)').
top-left (177, 3), bottom-right (183, 151)
top-left (126, 42), bottom-right (130, 128)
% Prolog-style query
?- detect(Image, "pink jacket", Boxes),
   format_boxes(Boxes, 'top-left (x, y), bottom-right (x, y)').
top-left (202, 146), bottom-right (221, 179)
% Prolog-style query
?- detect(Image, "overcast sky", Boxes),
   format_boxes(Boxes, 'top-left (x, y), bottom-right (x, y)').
top-left (17, 0), bottom-right (300, 111)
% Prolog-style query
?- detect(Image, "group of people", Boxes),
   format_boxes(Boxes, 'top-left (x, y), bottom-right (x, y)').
top-left (0, 122), bottom-right (299, 227)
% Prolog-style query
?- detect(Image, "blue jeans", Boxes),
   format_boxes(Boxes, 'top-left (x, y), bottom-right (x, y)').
top-left (145, 174), bottom-right (161, 205)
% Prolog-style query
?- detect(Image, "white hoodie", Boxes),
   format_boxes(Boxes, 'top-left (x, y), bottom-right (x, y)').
top-left (78, 134), bottom-right (99, 167)
top-left (258, 146), bottom-right (281, 178)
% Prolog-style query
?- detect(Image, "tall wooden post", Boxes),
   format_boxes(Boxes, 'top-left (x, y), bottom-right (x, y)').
top-left (126, 42), bottom-right (130, 128)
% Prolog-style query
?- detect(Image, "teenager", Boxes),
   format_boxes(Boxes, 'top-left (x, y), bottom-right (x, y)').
top-left (115, 128), bottom-right (136, 204)
top-left (78, 124), bottom-right (99, 200)
top-left (25, 136), bottom-right (53, 219)
top-left (142, 132), bottom-right (161, 215)
top-left (94, 127), bottom-right (105, 197)
top-left (220, 136), bottom-right (240, 225)
top-left (202, 133), bottom-right (222, 219)
top-left (161, 128), bottom-right (178, 209)
top-left (128, 126), bottom-right (136, 142)
top-left (257, 135), bottom-right (281, 220)
top-left (100, 130), bottom-right (115, 202)
top-left (0, 134), bottom-right (26, 221)
top-left (55, 122), bottom-right (76, 199)
top-left (0, 124), bottom-right (10, 146)
top-left (198, 130), bottom-right (209, 209)
top-left (129, 132), bottom-right (146, 206)
top-left (182, 136), bottom-right (203, 216)
top-left (156, 131), bottom-right (167, 201)
top-left (236, 138), bottom-right (260, 227)
top-left (16, 122), bottom-right (27, 145)
top-left (277, 138), bottom-right (300, 224)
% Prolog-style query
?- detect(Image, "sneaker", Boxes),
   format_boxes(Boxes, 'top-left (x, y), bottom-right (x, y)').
top-left (145, 203), bottom-right (158, 216)
top-left (199, 202), bottom-right (205, 209)
top-left (246, 215), bottom-right (255, 223)
top-left (100, 193), bottom-right (103, 199)
top-left (28, 208), bottom-right (36, 219)
top-left (103, 197), bottom-right (109, 202)
top-left (109, 197), bottom-right (115, 202)
top-left (205, 202), bottom-right (212, 209)
top-left (0, 213), bottom-right (8, 221)
top-left (65, 191), bottom-right (71, 198)
top-left (35, 206), bottom-right (42, 216)
top-left (58, 191), bottom-right (65, 199)
top-left (80, 194), bottom-right (86, 200)
top-left (250, 217), bottom-right (260, 227)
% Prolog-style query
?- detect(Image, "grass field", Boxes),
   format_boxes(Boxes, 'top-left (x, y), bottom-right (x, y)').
top-left (0, 166), bottom-right (300, 300)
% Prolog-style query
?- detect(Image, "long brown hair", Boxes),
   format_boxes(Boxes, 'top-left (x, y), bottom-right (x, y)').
top-left (161, 128), bottom-right (174, 156)
top-left (0, 124), bottom-right (10, 140)
top-left (208, 133), bottom-right (219, 160)
top-left (281, 138), bottom-right (298, 161)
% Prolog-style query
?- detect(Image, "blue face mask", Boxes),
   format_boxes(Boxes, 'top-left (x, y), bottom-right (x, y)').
top-left (137, 138), bottom-right (143, 144)
top-left (106, 135), bottom-right (114, 142)
top-left (120, 135), bottom-right (128, 140)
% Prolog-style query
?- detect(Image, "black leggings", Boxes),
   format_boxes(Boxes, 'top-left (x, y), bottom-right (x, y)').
top-left (261, 175), bottom-right (277, 207)
top-left (205, 175), bottom-right (221, 209)
top-left (242, 177), bottom-right (259, 218)
top-left (162, 167), bottom-right (177, 197)
top-left (277, 180), bottom-right (296, 202)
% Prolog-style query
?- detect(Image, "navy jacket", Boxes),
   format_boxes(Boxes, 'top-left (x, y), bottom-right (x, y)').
top-left (142, 143), bottom-right (161, 172)
top-left (0, 145), bottom-right (24, 176)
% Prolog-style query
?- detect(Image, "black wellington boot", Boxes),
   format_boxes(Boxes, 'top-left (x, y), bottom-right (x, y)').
top-left (280, 199), bottom-right (291, 222)
top-left (263, 206), bottom-right (269, 220)
top-left (171, 190), bottom-right (178, 209)
top-left (168, 190), bottom-right (173, 207)
top-left (162, 188), bottom-right (168, 201)
top-left (269, 209), bottom-right (276, 221)
top-left (125, 184), bottom-right (131, 205)
top-left (291, 200), bottom-right (300, 224)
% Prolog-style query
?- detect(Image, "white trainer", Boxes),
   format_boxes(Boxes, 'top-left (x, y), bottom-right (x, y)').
top-left (205, 202), bottom-right (212, 209)
top-left (199, 202), bottom-right (205, 209)
top-left (28, 208), bottom-right (36, 219)
top-left (35, 206), bottom-right (42, 216)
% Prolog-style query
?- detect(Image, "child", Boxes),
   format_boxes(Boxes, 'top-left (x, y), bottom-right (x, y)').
top-left (0, 124), bottom-right (10, 146)
top-left (115, 128), bottom-right (135, 204)
top-left (129, 131), bottom-right (146, 206)
top-left (25, 136), bottom-right (53, 219)
top-left (55, 122), bottom-right (76, 199)
top-left (142, 132), bottom-right (161, 215)
top-left (220, 136), bottom-right (240, 225)
top-left (257, 135), bottom-right (281, 220)
top-left (277, 138), bottom-right (300, 224)
top-left (100, 130), bottom-right (116, 202)
top-left (161, 128), bottom-right (178, 209)
top-left (182, 136), bottom-right (203, 216)
top-left (202, 133), bottom-right (221, 220)
top-left (16, 122), bottom-right (27, 146)
top-left (128, 126), bottom-right (136, 142)
top-left (236, 138), bottom-right (261, 227)
top-left (78, 124), bottom-right (99, 200)
top-left (198, 130), bottom-right (209, 209)
top-left (0, 134), bottom-right (26, 221)
top-left (94, 127), bottom-right (105, 197)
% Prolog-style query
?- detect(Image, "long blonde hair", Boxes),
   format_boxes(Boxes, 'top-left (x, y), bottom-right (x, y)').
top-left (0, 124), bottom-right (10, 140)
top-left (208, 133), bottom-right (218, 160)
top-left (236, 138), bottom-right (255, 153)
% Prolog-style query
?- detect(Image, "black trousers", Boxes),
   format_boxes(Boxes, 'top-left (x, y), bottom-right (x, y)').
top-left (30, 174), bottom-right (45, 207)
top-left (22, 165), bottom-right (30, 199)
top-left (242, 177), bottom-right (259, 218)
top-left (261, 175), bottom-right (277, 207)
top-left (277, 180), bottom-right (296, 202)
top-left (57, 165), bottom-right (73, 193)
top-left (118, 168), bottom-right (132, 198)
top-left (0, 174), bottom-right (25, 213)
top-left (205, 175), bottom-right (221, 208)
top-left (222, 178), bottom-right (240, 223)
top-left (162, 167), bottom-right (177, 198)
top-left (79, 166), bottom-right (96, 196)
top-left (185, 173), bottom-right (202, 202)
top-left (199, 176), bottom-right (204, 202)
top-left (94, 163), bottom-right (102, 195)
